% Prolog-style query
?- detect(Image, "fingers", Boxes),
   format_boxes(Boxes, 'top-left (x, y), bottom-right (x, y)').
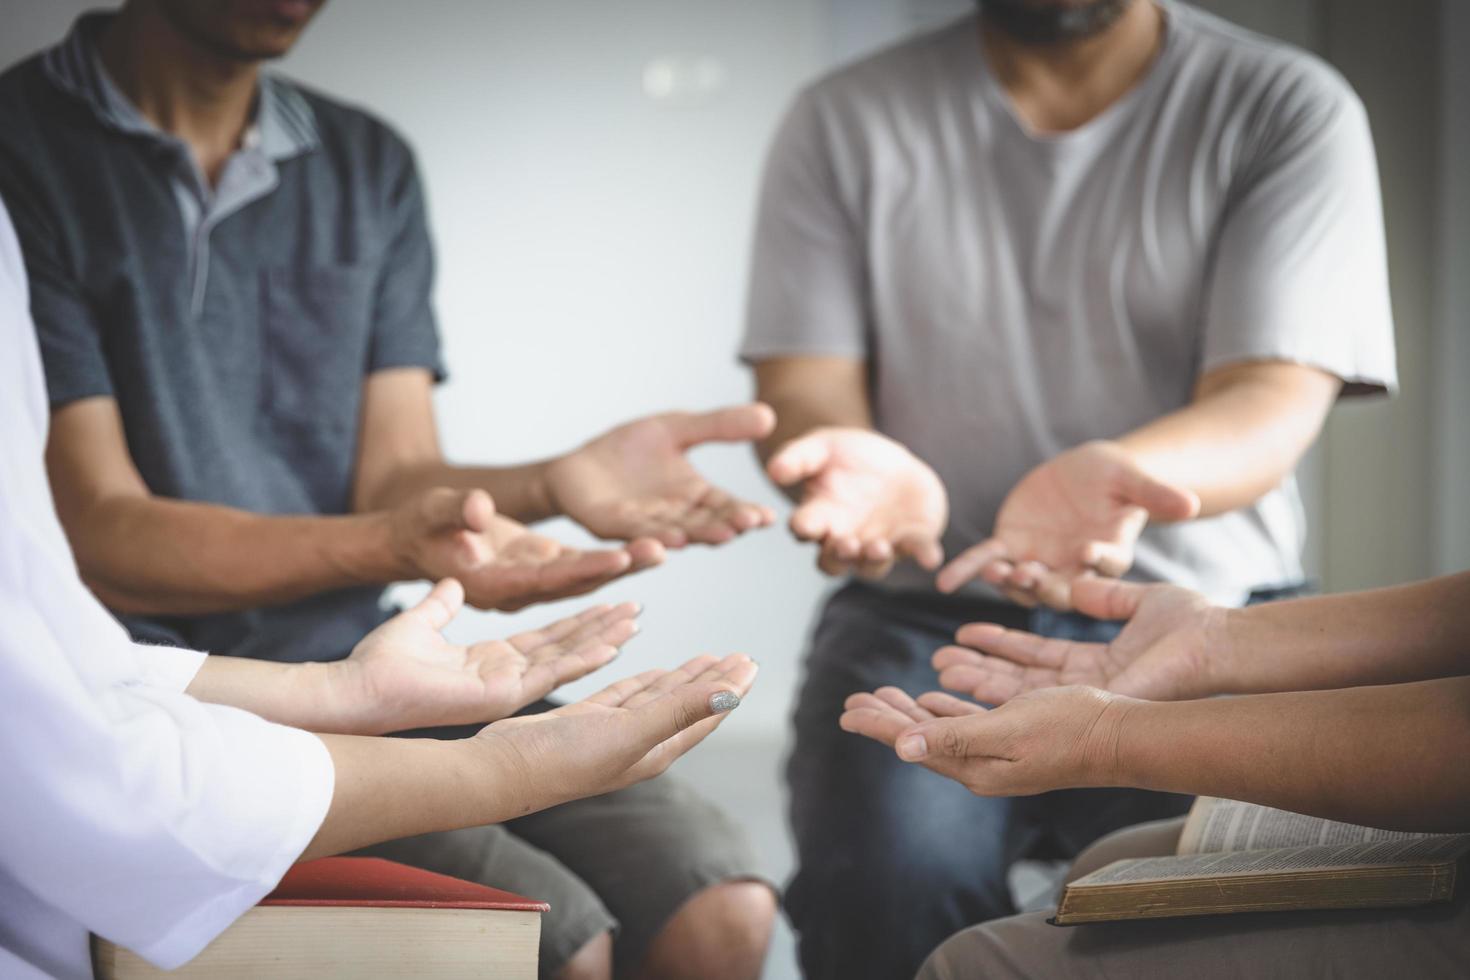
top-left (408, 578), bottom-right (466, 630)
top-left (767, 432), bottom-right (833, 487)
top-left (952, 621), bottom-right (1078, 669)
top-left (1069, 576), bottom-right (1151, 622)
top-left (936, 539), bottom-right (1007, 594)
top-left (893, 528), bottom-right (944, 572)
top-left (914, 690), bottom-right (989, 718)
top-left (624, 537), bottom-right (668, 568)
top-left (665, 403), bottom-right (778, 448)
top-left (625, 678), bottom-right (747, 756)
top-left (933, 647), bottom-right (1029, 704)
top-left (1120, 466), bottom-right (1200, 522)
top-left (1080, 540), bottom-right (1132, 578)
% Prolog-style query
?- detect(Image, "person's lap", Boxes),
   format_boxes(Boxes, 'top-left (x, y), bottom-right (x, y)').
top-left (786, 583), bottom-right (1191, 980)
top-left (919, 817), bottom-right (1470, 979)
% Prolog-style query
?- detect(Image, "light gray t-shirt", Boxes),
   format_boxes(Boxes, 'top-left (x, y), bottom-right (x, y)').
top-left (742, 2), bottom-right (1396, 605)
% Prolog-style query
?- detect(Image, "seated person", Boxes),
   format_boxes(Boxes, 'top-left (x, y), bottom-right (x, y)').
top-left (841, 572), bottom-right (1470, 977)
top-left (0, 196), bottom-right (757, 980)
top-left (0, 3), bottom-right (777, 976)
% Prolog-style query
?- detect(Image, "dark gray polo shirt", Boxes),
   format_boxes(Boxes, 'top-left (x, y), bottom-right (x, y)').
top-left (0, 14), bottom-right (445, 663)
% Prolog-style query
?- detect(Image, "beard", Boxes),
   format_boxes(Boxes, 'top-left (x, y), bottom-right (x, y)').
top-left (976, 0), bottom-right (1135, 44)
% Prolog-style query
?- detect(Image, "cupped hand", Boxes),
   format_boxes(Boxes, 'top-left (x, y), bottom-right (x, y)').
top-left (390, 487), bottom-right (664, 610)
top-left (767, 426), bottom-right (947, 579)
top-left (471, 653), bottom-right (759, 813)
top-left (545, 404), bottom-right (779, 548)
top-left (838, 684), bottom-right (1133, 797)
top-left (933, 578), bottom-right (1224, 703)
top-left (333, 578), bottom-right (643, 734)
top-left (936, 441), bottom-right (1199, 610)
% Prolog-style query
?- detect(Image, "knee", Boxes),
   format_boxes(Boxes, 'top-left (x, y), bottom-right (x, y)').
top-left (639, 881), bottom-right (776, 980)
top-left (555, 929), bottom-right (613, 980)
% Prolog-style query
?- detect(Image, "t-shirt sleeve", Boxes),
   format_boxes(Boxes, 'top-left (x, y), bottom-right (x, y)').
top-left (1200, 64), bottom-right (1396, 396)
top-left (740, 88), bottom-right (870, 362)
top-left (0, 161), bottom-right (114, 407)
top-left (366, 135), bottom-right (446, 381)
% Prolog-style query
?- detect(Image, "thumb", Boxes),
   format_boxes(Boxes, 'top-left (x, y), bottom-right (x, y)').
top-left (408, 578), bottom-right (465, 630)
top-left (628, 683), bottom-right (743, 750)
top-left (667, 403), bottom-right (777, 447)
top-left (767, 432), bottom-right (834, 487)
top-left (1070, 576), bottom-right (1150, 623)
top-left (894, 715), bottom-right (990, 763)
top-left (1118, 466), bottom-right (1199, 522)
top-left (419, 487), bottom-right (497, 533)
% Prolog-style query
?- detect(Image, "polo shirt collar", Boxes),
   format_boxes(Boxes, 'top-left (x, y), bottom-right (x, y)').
top-left (40, 11), bottom-right (318, 162)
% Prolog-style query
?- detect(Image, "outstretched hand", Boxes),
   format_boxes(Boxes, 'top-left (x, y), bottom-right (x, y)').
top-left (937, 441), bottom-right (1198, 610)
top-left (391, 487), bottom-right (664, 611)
top-left (933, 578), bottom-right (1225, 703)
top-left (546, 404), bottom-right (779, 548)
top-left (768, 426), bottom-right (947, 579)
top-left (335, 578), bottom-right (643, 734)
top-left (839, 684), bottom-right (1132, 797)
top-left (472, 653), bottom-right (759, 813)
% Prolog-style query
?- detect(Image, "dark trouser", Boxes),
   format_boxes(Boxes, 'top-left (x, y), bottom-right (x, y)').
top-left (785, 583), bottom-right (1202, 980)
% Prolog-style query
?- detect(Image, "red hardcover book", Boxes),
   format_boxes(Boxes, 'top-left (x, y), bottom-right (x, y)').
top-left (95, 858), bottom-right (547, 979)
top-left (264, 857), bottom-right (550, 912)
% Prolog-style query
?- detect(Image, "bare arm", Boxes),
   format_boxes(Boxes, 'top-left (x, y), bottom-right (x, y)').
top-left (351, 368), bottom-right (557, 519)
top-left (842, 677), bottom-right (1470, 834)
top-left (46, 397), bottom-right (403, 616)
top-left (301, 657), bottom-right (755, 859)
top-left (939, 360), bottom-right (1341, 605)
top-left (356, 368), bottom-right (776, 548)
top-left (751, 355), bottom-right (872, 475)
top-left (936, 573), bottom-right (1470, 705)
top-left (1114, 679), bottom-right (1470, 833)
top-left (1215, 572), bottom-right (1470, 693)
top-left (1118, 359), bottom-right (1342, 517)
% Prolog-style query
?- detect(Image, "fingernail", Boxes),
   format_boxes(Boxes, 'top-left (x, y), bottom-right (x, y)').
top-left (897, 734), bottom-right (928, 760)
top-left (709, 691), bottom-right (741, 713)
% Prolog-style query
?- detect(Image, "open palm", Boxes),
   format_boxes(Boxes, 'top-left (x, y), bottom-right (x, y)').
top-left (932, 579), bottom-right (1224, 703)
top-left (938, 441), bottom-right (1198, 609)
top-left (338, 579), bottom-right (643, 734)
top-left (546, 404), bottom-right (778, 548)
top-left (768, 427), bottom-right (947, 578)
top-left (473, 653), bottom-right (759, 813)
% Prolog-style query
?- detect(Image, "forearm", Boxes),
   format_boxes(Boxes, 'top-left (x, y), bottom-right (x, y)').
top-left (1116, 363), bottom-right (1339, 516)
top-left (185, 657), bottom-right (375, 735)
top-left (301, 734), bottom-right (520, 860)
top-left (357, 459), bottom-right (557, 524)
top-left (1111, 678), bottom-right (1470, 833)
top-left (73, 496), bottom-right (403, 616)
top-left (1213, 573), bottom-right (1470, 694)
top-left (752, 357), bottom-right (872, 502)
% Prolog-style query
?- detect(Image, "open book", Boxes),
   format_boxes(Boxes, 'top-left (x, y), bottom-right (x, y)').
top-left (1053, 797), bottom-right (1470, 925)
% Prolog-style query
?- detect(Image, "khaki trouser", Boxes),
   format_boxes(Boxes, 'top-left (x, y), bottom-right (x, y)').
top-left (918, 817), bottom-right (1470, 980)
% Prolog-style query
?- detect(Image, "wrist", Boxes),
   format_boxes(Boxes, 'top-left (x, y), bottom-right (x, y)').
top-left (460, 730), bottom-right (544, 822)
top-left (1087, 693), bottom-right (1141, 787)
top-left (333, 509), bottom-right (418, 583)
top-left (1204, 604), bottom-right (1244, 695)
top-left (525, 457), bottom-right (561, 523)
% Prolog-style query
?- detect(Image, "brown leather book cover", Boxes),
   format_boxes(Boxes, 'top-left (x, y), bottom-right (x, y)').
top-left (262, 857), bottom-right (550, 912)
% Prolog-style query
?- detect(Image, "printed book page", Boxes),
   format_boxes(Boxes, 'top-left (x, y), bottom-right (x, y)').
top-left (1177, 797), bottom-right (1465, 855)
top-left (1074, 835), bottom-right (1470, 888)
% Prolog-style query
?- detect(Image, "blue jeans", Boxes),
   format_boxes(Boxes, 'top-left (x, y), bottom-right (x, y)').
top-left (785, 582), bottom-right (1204, 980)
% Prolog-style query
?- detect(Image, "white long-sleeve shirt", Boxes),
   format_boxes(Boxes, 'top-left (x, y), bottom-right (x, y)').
top-left (0, 202), bottom-right (334, 977)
